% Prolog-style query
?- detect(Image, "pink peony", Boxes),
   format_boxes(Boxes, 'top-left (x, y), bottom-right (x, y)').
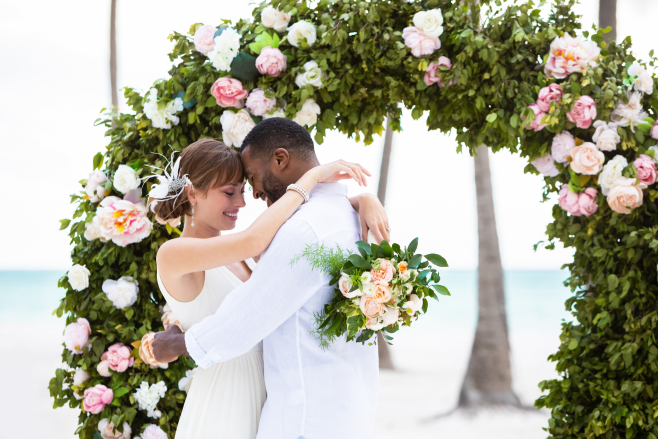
top-left (64, 318), bottom-right (91, 354)
top-left (567, 96), bottom-right (597, 129)
top-left (83, 385), bottom-right (113, 414)
top-left (526, 104), bottom-right (547, 132)
top-left (140, 425), bottom-right (168, 439)
top-left (210, 76), bottom-right (249, 109)
top-left (651, 121), bottom-right (658, 140)
top-left (558, 184), bottom-right (582, 216)
top-left (97, 360), bottom-right (113, 377)
top-left (255, 46), bottom-right (287, 77)
top-left (551, 131), bottom-right (576, 163)
top-left (531, 154), bottom-right (560, 177)
top-left (634, 154), bottom-right (657, 185)
top-left (402, 26), bottom-right (440, 58)
top-left (193, 24), bottom-right (217, 55)
top-left (578, 187), bottom-right (599, 217)
top-left (544, 35), bottom-right (600, 79)
top-left (245, 88), bottom-right (276, 116)
top-left (101, 343), bottom-right (134, 373)
top-left (95, 190), bottom-right (152, 247)
top-left (424, 56), bottom-right (453, 87)
top-left (537, 83), bottom-right (563, 112)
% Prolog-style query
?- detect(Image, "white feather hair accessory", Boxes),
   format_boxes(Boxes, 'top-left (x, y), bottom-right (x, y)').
top-left (144, 151), bottom-right (192, 205)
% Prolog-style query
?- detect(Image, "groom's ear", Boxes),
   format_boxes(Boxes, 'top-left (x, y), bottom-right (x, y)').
top-left (272, 148), bottom-right (290, 170)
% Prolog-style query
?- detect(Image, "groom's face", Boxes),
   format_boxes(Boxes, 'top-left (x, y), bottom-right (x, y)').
top-left (241, 146), bottom-right (288, 207)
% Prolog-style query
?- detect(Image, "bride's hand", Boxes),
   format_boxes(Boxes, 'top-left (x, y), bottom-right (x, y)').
top-left (307, 160), bottom-right (371, 186)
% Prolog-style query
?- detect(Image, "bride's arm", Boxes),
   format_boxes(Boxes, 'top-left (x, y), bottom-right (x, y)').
top-left (348, 193), bottom-right (391, 243)
top-left (157, 160), bottom-right (370, 277)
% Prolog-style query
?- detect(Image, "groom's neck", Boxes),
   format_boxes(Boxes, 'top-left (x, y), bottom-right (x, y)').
top-left (285, 156), bottom-right (321, 184)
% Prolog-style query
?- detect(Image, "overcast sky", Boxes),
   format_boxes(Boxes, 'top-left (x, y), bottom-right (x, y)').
top-left (1, 0), bottom-right (654, 270)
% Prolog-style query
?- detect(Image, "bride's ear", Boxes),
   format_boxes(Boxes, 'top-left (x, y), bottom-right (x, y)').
top-left (186, 185), bottom-right (197, 205)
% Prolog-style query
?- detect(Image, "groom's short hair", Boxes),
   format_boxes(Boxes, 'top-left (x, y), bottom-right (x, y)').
top-left (240, 117), bottom-right (315, 160)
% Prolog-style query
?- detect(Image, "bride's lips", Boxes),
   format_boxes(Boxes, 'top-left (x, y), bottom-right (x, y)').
top-left (223, 211), bottom-right (238, 221)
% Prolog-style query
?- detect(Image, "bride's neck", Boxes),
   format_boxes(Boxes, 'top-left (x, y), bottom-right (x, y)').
top-left (180, 215), bottom-right (222, 239)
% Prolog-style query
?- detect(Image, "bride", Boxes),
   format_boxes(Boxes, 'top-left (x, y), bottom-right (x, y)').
top-left (152, 138), bottom-right (389, 438)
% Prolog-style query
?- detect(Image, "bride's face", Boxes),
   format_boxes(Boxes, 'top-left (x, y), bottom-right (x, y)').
top-left (194, 181), bottom-right (247, 231)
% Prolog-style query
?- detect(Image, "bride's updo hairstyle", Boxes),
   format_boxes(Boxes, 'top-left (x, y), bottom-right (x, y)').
top-left (152, 139), bottom-right (243, 222)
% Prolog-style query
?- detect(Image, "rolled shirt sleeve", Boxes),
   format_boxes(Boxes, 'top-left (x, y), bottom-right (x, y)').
top-left (184, 218), bottom-right (324, 368)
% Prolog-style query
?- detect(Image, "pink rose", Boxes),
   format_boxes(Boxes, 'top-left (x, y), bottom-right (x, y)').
top-left (83, 385), bottom-right (113, 414)
top-left (141, 425), bottom-right (168, 439)
top-left (402, 26), bottom-right (440, 58)
top-left (98, 419), bottom-right (131, 439)
top-left (567, 95), bottom-right (597, 129)
top-left (101, 343), bottom-right (134, 373)
top-left (558, 185), bottom-right (582, 216)
top-left (245, 88), bottom-right (276, 116)
top-left (371, 259), bottom-right (395, 284)
top-left (64, 318), bottom-right (91, 354)
top-left (651, 121), bottom-right (658, 140)
top-left (551, 131), bottom-right (576, 163)
top-left (424, 56), bottom-right (453, 87)
top-left (607, 177), bottom-right (647, 214)
top-left (526, 104), bottom-right (547, 132)
top-left (537, 83), bottom-right (563, 112)
top-left (531, 154), bottom-right (559, 177)
top-left (193, 25), bottom-right (217, 55)
top-left (570, 142), bottom-right (604, 175)
top-left (634, 154), bottom-right (657, 185)
top-left (578, 187), bottom-right (599, 217)
top-left (210, 76), bottom-right (249, 109)
top-left (255, 46), bottom-right (287, 77)
top-left (359, 296), bottom-right (383, 318)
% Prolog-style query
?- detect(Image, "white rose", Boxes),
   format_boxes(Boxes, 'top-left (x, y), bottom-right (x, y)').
top-left (367, 317), bottom-right (386, 331)
top-left (399, 270), bottom-right (411, 282)
top-left (531, 154), bottom-right (560, 177)
top-left (592, 121), bottom-right (620, 152)
top-left (339, 273), bottom-right (362, 298)
top-left (97, 360), bottom-right (113, 377)
top-left (295, 60), bottom-right (323, 88)
top-left (221, 109), bottom-right (256, 148)
top-left (113, 165), bottom-right (139, 194)
top-left (261, 6), bottom-right (291, 33)
top-left (293, 98), bottom-right (321, 127)
top-left (84, 219), bottom-right (102, 241)
top-left (381, 306), bottom-right (400, 326)
top-left (402, 293), bottom-right (423, 315)
top-left (649, 146), bottom-right (658, 164)
top-left (598, 154), bottom-right (628, 196)
top-left (68, 264), bottom-right (90, 291)
top-left (102, 276), bottom-right (139, 309)
top-left (628, 62), bottom-right (654, 94)
top-left (73, 367), bottom-right (90, 387)
top-left (208, 28), bottom-right (241, 71)
top-left (262, 108), bottom-right (286, 119)
top-left (413, 9), bottom-right (444, 38)
top-left (86, 170), bottom-right (108, 202)
top-left (287, 21), bottom-right (317, 47)
top-left (178, 368), bottom-right (197, 393)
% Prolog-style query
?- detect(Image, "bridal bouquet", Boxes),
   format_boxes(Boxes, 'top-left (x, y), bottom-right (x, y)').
top-left (293, 238), bottom-right (449, 348)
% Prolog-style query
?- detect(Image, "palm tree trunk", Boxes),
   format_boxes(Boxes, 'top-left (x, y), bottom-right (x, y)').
top-left (376, 115), bottom-right (395, 370)
top-left (458, 145), bottom-right (520, 407)
top-left (599, 0), bottom-right (617, 42)
top-left (110, 0), bottom-right (118, 109)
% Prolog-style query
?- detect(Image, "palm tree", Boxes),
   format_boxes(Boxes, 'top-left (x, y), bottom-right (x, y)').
top-left (376, 115), bottom-right (395, 370)
top-left (110, 0), bottom-right (118, 110)
top-left (458, 145), bottom-right (521, 407)
top-left (599, 0), bottom-right (617, 42)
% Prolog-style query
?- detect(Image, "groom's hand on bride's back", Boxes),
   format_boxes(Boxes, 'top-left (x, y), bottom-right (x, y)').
top-left (152, 325), bottom-right (189, 363)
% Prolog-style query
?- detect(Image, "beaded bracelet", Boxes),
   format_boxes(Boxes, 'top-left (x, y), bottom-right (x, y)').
top-left (286, 184), bottom-right (309, 204)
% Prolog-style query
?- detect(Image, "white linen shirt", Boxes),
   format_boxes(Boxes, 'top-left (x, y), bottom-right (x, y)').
top-left (185, 183), bottom-right (379, 439)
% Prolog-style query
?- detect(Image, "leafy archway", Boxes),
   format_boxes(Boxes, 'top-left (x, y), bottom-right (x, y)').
top-left (50, 1), bottom-right (658, 438)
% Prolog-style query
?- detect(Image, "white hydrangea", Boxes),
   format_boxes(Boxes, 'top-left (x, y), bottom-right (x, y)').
top-left (628, 62), bottom-right (654, 95)
top-left (143, 88), bottom-right (184, 129)
top-left (610, 92), bottom-right (649, 132)
top-left (133, 381), bottom-right (167, 419)
top-left (102, 276), bottom-right (139, 309)
top-left (208, 28), bottom-right (240, 71)
top-left (293, 98), bottom-right (321, 127)
top-left (178, 368), bottom-right (197, 393)
top-left (86, 170), bottom-right (108, 203)
top-left (295, 60), bottom-right (323, 88)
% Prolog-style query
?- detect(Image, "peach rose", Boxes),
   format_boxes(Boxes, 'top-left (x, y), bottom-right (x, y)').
top-left (101, 343), bottom-right (134, 373)
top-left (372, 283), bottom-right (392, 304)
top-left (98, 418), bottom-right (131, 439)
top-left (371, 259), bottom-right (395, 284)
top-left (64, 318), bottom-right (91, 354)
top-left (210, 76), bottom-right (248, 108)
top-left (567, 95), bottom-right (597, 129)
top-left (161, 304), bottom-right (184, 331)
top-left (570, 142), bottom-right (604, 175)
top-left (139, 332), bottom-right (172, 368)
top-left (193, 24), bottom-right (217, 55)
top-left (83, 384), bottom-right (113, 414)
top-left (607, 177), bottom-right (647, 214)
top-left (359, 296), bottom-right (383, 318)
top-left (255, 46), bottom-right (287, 77)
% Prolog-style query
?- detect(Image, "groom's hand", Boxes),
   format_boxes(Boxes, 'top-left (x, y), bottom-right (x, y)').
top-left (152, 325), bottom-right (189, 363)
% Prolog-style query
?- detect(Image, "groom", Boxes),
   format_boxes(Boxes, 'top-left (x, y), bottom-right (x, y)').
top-left (153, 118), bottom-right (379, 439)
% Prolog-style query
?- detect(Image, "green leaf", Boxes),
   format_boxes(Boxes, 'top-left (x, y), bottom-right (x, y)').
top-left (356, 241), bottom-right (372, 256)
top-left (347, 254), bottom-right (371, 269)
top-left (425, 253), bottom-right (448, 267)
top-left (568, 339), bottom-right (579, 350)
top-left (432, 284), bottom-right (451, 296)
top-left (408, 238), bottom-right (418, 254)
top-left (59, 219), bottom-right (71, 230)
top-left (379, 240), bottom-right (393, 257)
top-left (408, 254), bottom-right (423, 269)
top-left (92, 152), bottom-right (104, 170)
top-left (486, 113), bottom-right (498, 123)
top-left (113, 387), bottom-right (130, 398)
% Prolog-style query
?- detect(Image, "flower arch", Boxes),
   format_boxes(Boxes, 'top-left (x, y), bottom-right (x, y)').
top-left (50, 0), bottom-right (658, 438)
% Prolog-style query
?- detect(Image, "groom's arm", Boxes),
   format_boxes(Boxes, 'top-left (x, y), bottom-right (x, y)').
top-left (154, 218), bottom-right (323, 367)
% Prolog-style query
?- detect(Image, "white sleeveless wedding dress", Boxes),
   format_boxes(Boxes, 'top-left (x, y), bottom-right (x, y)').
top-left (157, 260), bottom-right (266, 439)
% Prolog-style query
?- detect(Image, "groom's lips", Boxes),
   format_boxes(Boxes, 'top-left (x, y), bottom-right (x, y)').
top-left (223, 211), bottom-right (239, 221)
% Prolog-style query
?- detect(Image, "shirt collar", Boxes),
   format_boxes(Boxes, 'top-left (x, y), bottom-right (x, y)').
top-left (309, 182), bottom-right (348, 198)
